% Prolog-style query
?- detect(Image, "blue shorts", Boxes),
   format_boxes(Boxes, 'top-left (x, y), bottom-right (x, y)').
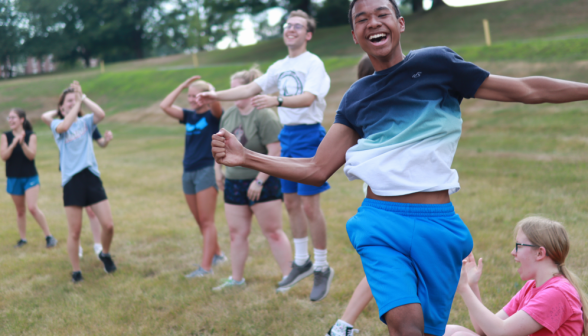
top-left (278, 124), bottom-right (330, 196)
top-left (346, 199), bottom-right (473, 336)
top-left (7, 175), bottom-right (40, 196)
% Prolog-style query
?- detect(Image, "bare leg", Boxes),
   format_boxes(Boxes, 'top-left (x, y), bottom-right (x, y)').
top-left (11, 195), bottom-right (27, 240)
top-left (341, 276), bottom-right (373, 325)
top-left (224, 204), bottom-right (253, 281)
top-left (444, 325), bottom-right (478, 336)
top-left (283, 193), bottom-right (308, 239)
top-left (301, 194), bottom-right (327, 250)
top-left (383, 303), bottom-right (435, 336)
top-left (88, 200), bottom-right (114, 254)
top-left (65, 206), bottom-right (83, 271)
top-left (252, 200), bottom-right (292, 277)
top-left (85, 206), bottom-right (102, 245)
top-left (25, 186), bottom-right (51, 237)
top-left (185, 187), bottom-right (220, 271)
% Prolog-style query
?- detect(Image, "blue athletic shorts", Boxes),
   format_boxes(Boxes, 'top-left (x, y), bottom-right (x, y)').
top-left (7, 175), bottom-right (40, 196)
top-left (278, 124), bottom-right (330, 196)
top-left (346, 199), bottom-right (473, 336)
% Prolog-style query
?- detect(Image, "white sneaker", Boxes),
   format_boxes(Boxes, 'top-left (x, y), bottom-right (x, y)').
top-left (78, 245), bottom-right (83, 258)
top-left (93, 244), bottom-right (103, 256)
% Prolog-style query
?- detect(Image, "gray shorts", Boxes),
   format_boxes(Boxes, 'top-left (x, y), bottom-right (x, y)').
top-left (182, 165), bottom-right (217, 195)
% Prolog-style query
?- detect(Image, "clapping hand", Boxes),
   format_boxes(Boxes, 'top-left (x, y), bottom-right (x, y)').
top-left (463, 252), bottom-right (484, 287)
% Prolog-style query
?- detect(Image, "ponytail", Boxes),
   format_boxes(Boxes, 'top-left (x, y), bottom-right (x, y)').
top-left (10, 108), bottom-right (33, 131)
top-left (559, 264), bottom-right (588, 334)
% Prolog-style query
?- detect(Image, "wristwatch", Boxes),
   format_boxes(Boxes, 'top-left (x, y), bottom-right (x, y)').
top-left (255, 179), bottom-right (264, 186)
top-left (277, 96), bottom-right (283, 107)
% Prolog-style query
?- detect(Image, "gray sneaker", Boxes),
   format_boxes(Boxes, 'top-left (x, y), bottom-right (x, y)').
top-left (185, 266), bottom-right (213, 278)
top-left (46, 236), bottom-right (58, 248)
top-left (276, 258), bottom-right (313, 292)
top-left (310, 267), bottom-right (334, 301)
top-left (212, 253), bottom-right (228, 266)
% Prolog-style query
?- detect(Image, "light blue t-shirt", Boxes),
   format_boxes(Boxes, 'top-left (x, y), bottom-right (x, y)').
top-left (51, 114), bottom-right (100, 186)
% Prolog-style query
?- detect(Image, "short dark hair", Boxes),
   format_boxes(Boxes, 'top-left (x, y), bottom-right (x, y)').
top-left (348, 0), bottom-right (401, 31)
top-left (289, 10), bottom-right (316, 34)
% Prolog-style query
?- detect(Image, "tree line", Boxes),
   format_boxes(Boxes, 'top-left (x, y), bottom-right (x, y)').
top-left (0, 0), bottom-right (443, 78)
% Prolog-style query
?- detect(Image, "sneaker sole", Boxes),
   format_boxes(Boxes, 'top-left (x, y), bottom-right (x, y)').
top-left (276, 266), bottom-right (314, 293)
top-left (310, 268), bottom-right (335, 302)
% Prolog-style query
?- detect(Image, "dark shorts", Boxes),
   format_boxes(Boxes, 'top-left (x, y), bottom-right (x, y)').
top-left (279, 124), bottom-right (330, 196)
top-left (224, 176), bottom-right (283, 206)
top-left (63, 168), bottom-right (108, 207)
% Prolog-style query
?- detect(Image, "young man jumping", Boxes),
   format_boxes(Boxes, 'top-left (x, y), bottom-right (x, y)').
top-left (208, 0), bottom-right (588, 334)
top-left (197, 10), bottom-right (333, 301)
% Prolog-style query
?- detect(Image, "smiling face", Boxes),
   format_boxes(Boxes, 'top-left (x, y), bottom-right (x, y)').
top-left (7, 110), bottom-right (23, 131)
top-left (351, 0), bottom-right (405, 67)
top-left (60, 92), bottom-right (77, 117)
top-left (283, 16), bottom-right (312, 49)
top-left (511, 230), bottom-right (541, 281)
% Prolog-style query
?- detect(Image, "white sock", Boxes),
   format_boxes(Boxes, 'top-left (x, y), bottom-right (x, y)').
top-left (293, 237), bottom-right (309, 266)
top-left (336, 319), bottom-right (353, 328)
top-left (314, 248), bottom-right (328, 270)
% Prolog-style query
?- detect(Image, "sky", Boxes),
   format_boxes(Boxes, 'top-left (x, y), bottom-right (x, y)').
top-left (216, 0), bottom-right (508, 49)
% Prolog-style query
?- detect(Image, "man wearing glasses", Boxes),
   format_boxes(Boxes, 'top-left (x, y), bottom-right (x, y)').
top-left (197, 10), bottom-right (333, 301)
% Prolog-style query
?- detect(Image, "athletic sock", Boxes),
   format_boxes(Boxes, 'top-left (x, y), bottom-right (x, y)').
top-left (293, 237), bottom-right (309, 266)
top-left (336, 319), bottom-right (353, 328)
top-left (314, 248), bottom-right (328, 270)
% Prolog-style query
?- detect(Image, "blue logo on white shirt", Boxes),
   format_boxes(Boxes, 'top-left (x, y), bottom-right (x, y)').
top-left (186, 117), bottom-right (208, 134)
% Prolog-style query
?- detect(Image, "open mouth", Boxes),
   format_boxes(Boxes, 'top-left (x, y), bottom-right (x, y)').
top-left (368, 33), bottom-right (388, 44)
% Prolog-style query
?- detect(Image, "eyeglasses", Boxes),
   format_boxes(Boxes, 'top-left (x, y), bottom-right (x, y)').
top-left (515, 242), bottom-right (540, 253)
top-left (283, 23), bottom-right (306, 31)
top-left (6, 116), bottom-right (17, 121)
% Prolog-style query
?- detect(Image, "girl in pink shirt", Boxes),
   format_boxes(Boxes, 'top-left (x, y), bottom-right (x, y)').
top-left (445, 216), bottom-right (586, 336)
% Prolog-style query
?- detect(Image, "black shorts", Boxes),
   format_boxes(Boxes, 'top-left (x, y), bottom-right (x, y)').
top-left (63, 168), bottom-right (108, 207)
top-left (224, 176), bottom-right (283, 206)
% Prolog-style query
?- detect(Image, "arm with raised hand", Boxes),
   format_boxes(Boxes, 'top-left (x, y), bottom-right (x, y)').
top-left (160, 76), bottom-right (202, 120)
top-left (207, 83), bottom-right (223, 119)
top-left (19, 134), bottom-right (37, 160)
top-left (475, 74), bottom-right (588, 104)
top-left (457, 260), bottom-right (543, 336)
top-left (96, 131), bottom-right (113, 148)
top-left (41, 110), bottom-right (58, 127)
top-left (212, 123), bottom-right (358, 186)
top-left (197, 82), bottom-right (262, 106)
top-left (54, 88), bottom-right (83, 134)
top-left (0, 133), bottom-right (19, 161)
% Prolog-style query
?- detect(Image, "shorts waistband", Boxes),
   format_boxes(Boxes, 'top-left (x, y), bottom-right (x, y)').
top-left (361, 198), bottom-right (455, 217)
top-left (282, 123), bottom-right (321, 131)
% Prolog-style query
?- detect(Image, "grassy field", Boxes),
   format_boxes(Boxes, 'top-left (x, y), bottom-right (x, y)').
top-left (1, 0), bottom-right (588, 334)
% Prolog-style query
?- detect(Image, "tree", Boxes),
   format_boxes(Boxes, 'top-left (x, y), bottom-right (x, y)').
top-left (316, 0), bottom-right (350, 28)
top-left (0, 0), bottom-right (23, 78)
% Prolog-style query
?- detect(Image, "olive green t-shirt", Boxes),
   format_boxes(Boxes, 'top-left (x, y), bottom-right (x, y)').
top-left (220, 106), bottom-right (282, 180)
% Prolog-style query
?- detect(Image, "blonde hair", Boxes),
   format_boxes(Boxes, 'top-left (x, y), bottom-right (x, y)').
top-left (289, 10), bottom-right (316, 34)
top-left (189, 80), bottom-right (211, 92)
top-left (515, 216), bottom-right (587, 333)
top-left (231, 66), bottom-right (263, 85)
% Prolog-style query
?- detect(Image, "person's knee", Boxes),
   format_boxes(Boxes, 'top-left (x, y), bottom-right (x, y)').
top-left (101, 221), bottom-right (114, 234)
top-left (27, 204), bottom-right (38, 216)
top-left (384, 306), bottom-right (425, 336)
top-left (69, 228), bottom-right (82, 240)
top-left (263, 228), bottom-right (283, 242)
top-left (301, 198), bottom-right (321, 220)
top-left (229, 226), bottom-right (249, 242)
top-left (284, 196), bottom-right (302, 213)
top-left (16, 206), bottom-right (26, 217)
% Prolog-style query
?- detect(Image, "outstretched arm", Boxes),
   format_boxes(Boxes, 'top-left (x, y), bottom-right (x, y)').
top-left (457, 260), bottom-right (543, 336)
top-left (475, 75), bottom-right (588, 104)
top-left (252, 92), bottom-right (316, 110)
top-left (160, 76), bottom-right (201, 120)
top-left (197, 82), bottom-right (262, 105)
top-left (212, 123), bottom-right (359, 186)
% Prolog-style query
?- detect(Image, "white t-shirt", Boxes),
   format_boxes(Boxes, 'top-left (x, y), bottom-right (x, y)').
top-left (254, 51), bottom-right (330, 126)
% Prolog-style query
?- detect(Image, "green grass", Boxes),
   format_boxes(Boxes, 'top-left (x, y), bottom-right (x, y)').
top-left (1, 61), bottom-right (588, 335)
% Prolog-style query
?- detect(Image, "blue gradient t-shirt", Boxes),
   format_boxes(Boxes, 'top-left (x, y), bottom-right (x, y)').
top-left (180, 109), bottom-right (220, 172)
top-left (334, 47), bottom-right (490, 196)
